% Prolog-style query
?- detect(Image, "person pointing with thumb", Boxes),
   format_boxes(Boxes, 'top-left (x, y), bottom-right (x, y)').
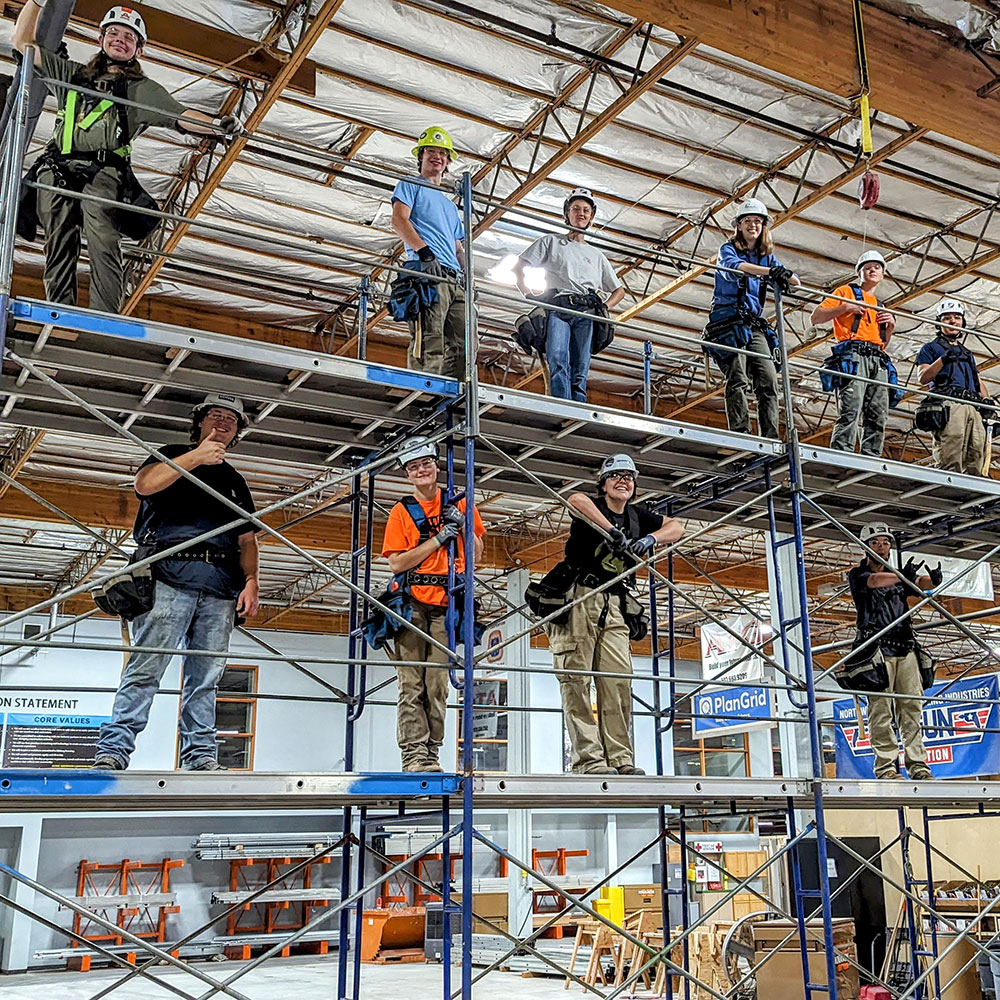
top-left (94, 394), bottom-right (260, 772)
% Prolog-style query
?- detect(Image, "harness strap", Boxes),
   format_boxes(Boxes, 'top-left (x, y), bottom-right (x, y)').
top-left (59, 81), bottom-right (132, 159)
top-left (848, 284), bottom-right (865, 336)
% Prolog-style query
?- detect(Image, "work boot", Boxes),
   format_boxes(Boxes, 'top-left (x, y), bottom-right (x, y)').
top-left (909, 767), bottom-right (933, 781)
top-left (185, 759), bottom-right (228, 772)
top-left (616, 764), bottom-right (646, 776)
top-left (875, 771), bottom-right (903, 780)
top-left (421, 751), bottom-right (445, 773)
top-left (91, 755), bottom-right (125, 771)
top-left (573, 762), bottom-right (617, 775)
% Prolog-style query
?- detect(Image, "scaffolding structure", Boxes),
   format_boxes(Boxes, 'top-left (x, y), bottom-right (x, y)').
top-left (3, 39), bottom-right (1000, 1000)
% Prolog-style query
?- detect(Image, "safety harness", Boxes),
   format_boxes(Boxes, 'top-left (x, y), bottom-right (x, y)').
top-left (914, 335), bottom-right (986, 433)
top-left (819, 285), bottom-right (904, 406)
top-left (702, 244), bottom-right (779, 365)
top-left (525, 504), bottom-right (649, 641)
top-left (362, 492), bottom-right (483, 650)
top-left (18, 71), bottom-right (160, 242)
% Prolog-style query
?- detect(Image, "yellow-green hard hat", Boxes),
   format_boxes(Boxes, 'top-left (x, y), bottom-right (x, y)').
top-left (412, 126), bottom-right (457, 161)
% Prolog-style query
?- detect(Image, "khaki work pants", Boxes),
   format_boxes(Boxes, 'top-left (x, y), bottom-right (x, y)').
top-left (547, 585), bottom-right (634, 772)
top-left (933, 401), bottom-right (986, 475)
top-left (36, 162), bottom-right (125, 313)
top-left (868, 650), bottom-right (928, 778)
top-left (408, 276), bottom-right (467, 380)
top-left (392, 601), bottom-right (450, 769)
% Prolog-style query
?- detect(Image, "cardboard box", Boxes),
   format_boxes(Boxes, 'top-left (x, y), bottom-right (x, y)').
top-left (753, 919), bottom-right (859, 1000)
top-left (471, 892), bottom-right (507, 919)
top-left (472, 915), bottom-right (508, 935)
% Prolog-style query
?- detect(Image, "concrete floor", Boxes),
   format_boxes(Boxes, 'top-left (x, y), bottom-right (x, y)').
top-left (0, 957), bottom-right (579, 998)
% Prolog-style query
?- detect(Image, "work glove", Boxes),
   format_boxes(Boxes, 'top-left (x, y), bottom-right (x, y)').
top-left (606, 527), bottom-right (629, 556)
top-left (944, 343), bottom-right (965, 361)
top-left (417, 247), bottom-right (447, 280)
top-left (928, 563), bottom-right (943, 587)
top-left (629, 534), bottom-right (657, 558)
top-left (212, 115), bottom-right (241, 139)
top-left (768, 264), bottom-right (794, 293)
top-left (435, 522), bottom-right (460, 547)
top-left (441, 504), bottom-right (464, 527)
top-left (900, 556), bottom-right (923, 583)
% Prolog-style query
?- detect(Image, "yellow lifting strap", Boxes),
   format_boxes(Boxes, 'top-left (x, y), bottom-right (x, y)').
top-left (852, 0), bottom-right (874, 157)
top-left (59, 89), bottom-right (131, 158)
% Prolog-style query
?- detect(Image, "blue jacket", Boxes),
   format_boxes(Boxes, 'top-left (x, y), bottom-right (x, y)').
top-left (712, 241), bottom-right (780, 317)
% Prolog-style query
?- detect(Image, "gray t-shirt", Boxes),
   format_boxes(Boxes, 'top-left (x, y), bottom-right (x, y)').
top-left (519, 234), bottom-right (620, 297)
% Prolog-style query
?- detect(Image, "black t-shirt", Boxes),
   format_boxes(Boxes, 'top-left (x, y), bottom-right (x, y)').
top-left (847, 557), bottom-right (914, 654)
top-left (133, 444), bottom-right (256, 599)
top-left (564, 497), bottom-right (663, 589)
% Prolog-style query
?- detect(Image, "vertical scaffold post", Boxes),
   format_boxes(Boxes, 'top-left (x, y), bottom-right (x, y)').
top-left (898, 811), bottom-right (925, 1000)
top-left (920, 808), bottom-right (941, 999)
top-left (337, 468), bottom-right (363, 999)
top-left (643, 340), bottom-right (653, 415)
top-left (357, 275), bottom-right (370, 360)
top-left (772, 285), bottom-right (840, 1000)
top-left (0, 45), bottom-right (34, 360)
top-left (459, 169), bottom-right (479, 999)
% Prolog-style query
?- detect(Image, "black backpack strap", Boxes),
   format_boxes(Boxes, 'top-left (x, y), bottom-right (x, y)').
top-left (848, 284), bottom-right (865, 337)
top-left (400, 491), bottom-right (438, 545)
top-left (626, 505), bottom-right (641, 540)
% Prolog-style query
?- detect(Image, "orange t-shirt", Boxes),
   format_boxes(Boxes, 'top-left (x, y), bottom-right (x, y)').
top-left (382, 491), bottom-right (486, 606)
top-left (821, 284), bottom-right (884, 346)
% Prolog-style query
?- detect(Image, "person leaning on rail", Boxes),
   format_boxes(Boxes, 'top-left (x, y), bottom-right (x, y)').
top-left (701, 198), bottom-right (799, 439)
top-left (390, 126), bottom-right (468, 380)
top-left (537, 454), bottom-right (683, 776)
top-left (847, 521), bottom-right (938, 781)
top-left (511, 187), bottom-right (625, 403)
top-left (11, 3), bottom-right (238, 314)
top-left (811, 250), bottom-right (901, 456)
top-left (380, 436), bottom-right (485, 772)
top-left (93, 394), bottom-right (260, 772)
top-left (915, 298), bottom-right (993, 476)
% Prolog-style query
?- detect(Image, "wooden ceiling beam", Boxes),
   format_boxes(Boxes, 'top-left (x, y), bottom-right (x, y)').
top-left (605, 0), bottom-right (1000, 155)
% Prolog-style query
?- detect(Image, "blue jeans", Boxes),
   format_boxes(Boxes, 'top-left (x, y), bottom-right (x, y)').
top-left (97, 580), bottom-right (236, 768)
top-left (546, 310), bottom-right (594, 402)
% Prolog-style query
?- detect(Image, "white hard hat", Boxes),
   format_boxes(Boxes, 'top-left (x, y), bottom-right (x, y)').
top-left (859, 521), bottom-right (892, 544)
top-left (599, 453), bottom-right (637, 482)
top-left (397, 435), bottom-right (438, 469)
top-left (856, 249), bottom-right (887, 274)
top-left (563, 187), bottom-right (597, 220)
top-left (193, 392), bottom-right (246, 427)
top-left (100, 6), bottom-right (147, 45)
top-left (936, 298), bottom-right (967, 326)
top-left (734, 197), bottom-right (770, 225)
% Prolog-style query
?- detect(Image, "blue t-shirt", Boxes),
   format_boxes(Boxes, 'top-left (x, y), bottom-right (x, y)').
top-left (915, 338), bottom-right (981, 398)
top-left (392, 177), bottom-right (464, 273)
top-left (712, 241), bottom-right (780, 317)
top-left (133, 444), bottom-right (256, 600)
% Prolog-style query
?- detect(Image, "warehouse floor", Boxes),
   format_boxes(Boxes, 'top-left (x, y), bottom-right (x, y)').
top-left (0, 958), bottom-right (576, 997)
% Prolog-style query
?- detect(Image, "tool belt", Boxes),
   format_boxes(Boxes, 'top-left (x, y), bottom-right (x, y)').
top-left (946, 386), bottom-right (985, 404)
top-left (701, 306), bottom-right (776, 366)
top-left (19, 147), bottom-right (159, 243)
top-left (92, 538), bottom-right (157, 622)
top-left (409, 572), bottom-right (449, 588)
top-left (163, 547), bottom-right (241, 566)
top-left (388, 266), bottom-right (440, 323)
top-left (548, 291), bottom-right (614, 356)
top-left (914, 395), bottom-right (949, 433)
top-left (820, 340), bottom-right (900, 405)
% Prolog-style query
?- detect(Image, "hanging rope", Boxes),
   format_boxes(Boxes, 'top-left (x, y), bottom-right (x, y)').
top-left (853, 0), bottom-right (880, 225)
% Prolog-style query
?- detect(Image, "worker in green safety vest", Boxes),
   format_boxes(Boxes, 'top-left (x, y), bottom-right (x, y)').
top-left (11, 3), bottom-right (239, 313)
